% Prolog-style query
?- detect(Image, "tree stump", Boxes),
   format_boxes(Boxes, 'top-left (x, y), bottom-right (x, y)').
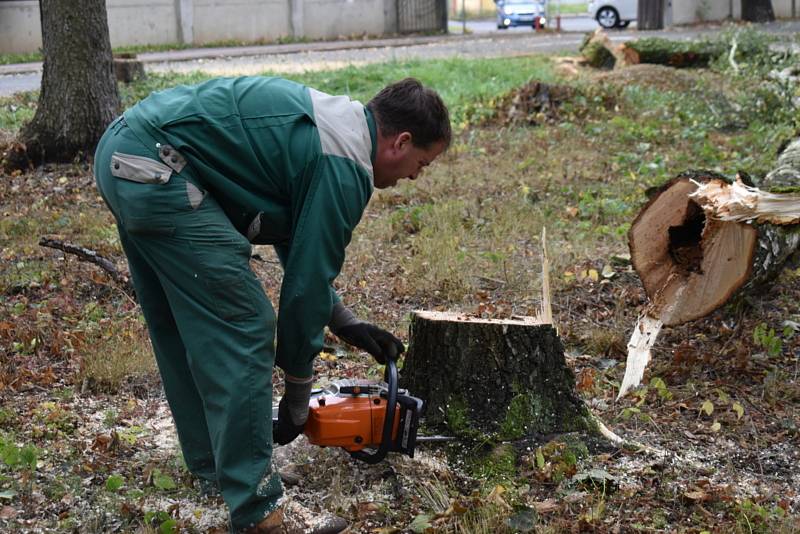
top-left (114, 53), bottom-right (146, 83)
top-left (580, 29), bottom-right (636, 70)
top-left (400, 311), bottom-right (592, 439)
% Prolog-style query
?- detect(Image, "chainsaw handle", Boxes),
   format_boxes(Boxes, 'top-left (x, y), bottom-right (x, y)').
top-left (350, 359), bottom-right (398, 464)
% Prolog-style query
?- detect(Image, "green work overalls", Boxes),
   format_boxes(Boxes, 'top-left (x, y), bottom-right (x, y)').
top-left (93, 76), bottom-right (375, 531)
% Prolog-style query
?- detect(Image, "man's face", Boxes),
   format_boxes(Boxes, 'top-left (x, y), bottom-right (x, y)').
top-left (373, 132), bottom-right (447, 189)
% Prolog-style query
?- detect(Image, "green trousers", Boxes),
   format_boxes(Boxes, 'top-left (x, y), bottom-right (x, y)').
top-left (94, 117), bottom-right (282, 531)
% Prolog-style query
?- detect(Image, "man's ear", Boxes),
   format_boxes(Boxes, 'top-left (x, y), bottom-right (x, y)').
top-left (394, 131), bottom-right (413, 151)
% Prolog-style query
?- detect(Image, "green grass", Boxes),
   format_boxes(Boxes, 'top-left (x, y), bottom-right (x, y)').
top-left (1, 56), bottom-right (556, 133)
top-left (120, 56), bottom-right (555, 132)
top-left (553, 2), bottom-right (588, 15)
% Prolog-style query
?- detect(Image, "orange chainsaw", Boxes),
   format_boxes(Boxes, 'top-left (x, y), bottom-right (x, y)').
top-left (273, 360), bottom-right (429, 464)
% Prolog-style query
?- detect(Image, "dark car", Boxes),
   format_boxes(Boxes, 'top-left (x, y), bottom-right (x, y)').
top-left (495, 0), bottom-right (546, 29)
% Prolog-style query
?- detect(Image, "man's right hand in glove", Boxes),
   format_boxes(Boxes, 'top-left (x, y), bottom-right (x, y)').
top-left (328, 302), bottom-right (405, 364)
top-left (328, 302), bottom-right (405, 365)
top-left (273, 374), bottom-right (313, 445)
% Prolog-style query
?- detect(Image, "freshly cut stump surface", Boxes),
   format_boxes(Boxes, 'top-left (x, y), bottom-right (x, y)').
top-left (629, 174), bottom-right (758, 325)
top-left (400, 311), bottom-right (591, 437)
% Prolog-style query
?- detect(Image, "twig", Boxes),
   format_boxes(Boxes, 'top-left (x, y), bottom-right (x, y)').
top-left (729, 37), bottom-right (740, 74)
top-left (39, 237), bottom-right (136, 299)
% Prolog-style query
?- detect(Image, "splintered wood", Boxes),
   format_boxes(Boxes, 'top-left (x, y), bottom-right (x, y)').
top-left (690, 177), bottom-right (800, 225)
top-left (618, 314), bottom-right (663, 399)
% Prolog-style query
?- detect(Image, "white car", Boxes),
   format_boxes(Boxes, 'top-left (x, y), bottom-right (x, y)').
top-left (587, 0), bottom-right (636, 29)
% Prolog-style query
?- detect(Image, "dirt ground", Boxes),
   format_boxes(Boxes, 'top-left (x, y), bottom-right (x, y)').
top-left (1, 60), bottom-right (799, 533)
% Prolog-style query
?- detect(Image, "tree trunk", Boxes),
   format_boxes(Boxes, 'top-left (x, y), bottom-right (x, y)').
top-left (742, 0), bottom-right (775, 22)
top-left (400, 311), bottom-right (592, 439)
top-left (20, 0), bottom-right (120, 164)
top-left (637, 0), bottom-right (665, 30)
top-left (628, 138), bottom-right (800, 326)
top-left (623, 37), bottom-right (726, 69)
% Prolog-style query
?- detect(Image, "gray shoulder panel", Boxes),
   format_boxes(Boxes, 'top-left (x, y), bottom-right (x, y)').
top-left (308, 88), bottom-right (374, 181)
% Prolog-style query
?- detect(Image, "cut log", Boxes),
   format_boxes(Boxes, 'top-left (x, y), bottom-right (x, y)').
top-left (630, 138), bottom-right (800, 326)
top-left (620, 137), bottom-right (800, 397)
top-left (624, 37), bottom-right (725, 68)
top-left (628, 172), bottom-right (759, 325)
top-left (400, 311), bottom-right (592, 439)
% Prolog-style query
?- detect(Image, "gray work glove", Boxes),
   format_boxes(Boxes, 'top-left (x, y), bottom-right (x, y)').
top-left (328, 302), bottom-right (405, 364)
top-left (273, 375), bottom-right (313, 445)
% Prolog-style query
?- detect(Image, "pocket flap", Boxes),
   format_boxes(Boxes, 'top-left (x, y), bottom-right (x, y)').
top-left (110, 152), bottom-right (172, 184)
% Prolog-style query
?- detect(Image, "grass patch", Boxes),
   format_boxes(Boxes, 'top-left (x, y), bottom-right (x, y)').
top-left (78, 318), bottom-right (157, 392)
top-left (119, 55), bottom-right (556, 131)
top-left (553, 2), bottom-right (588, 15)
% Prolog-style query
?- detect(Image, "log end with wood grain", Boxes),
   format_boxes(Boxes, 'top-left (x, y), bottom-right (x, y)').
top-left (629, 138), bottom-right (800, 327)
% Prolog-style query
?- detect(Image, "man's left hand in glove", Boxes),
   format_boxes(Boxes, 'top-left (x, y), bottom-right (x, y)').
top-left (328, 302), bottom-right (405, 364)
top-left (273, 374), bottom-right (313, 445)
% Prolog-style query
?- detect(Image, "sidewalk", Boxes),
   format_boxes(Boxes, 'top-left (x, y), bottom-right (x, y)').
top-left (0, 30), bottom-right (560, 76)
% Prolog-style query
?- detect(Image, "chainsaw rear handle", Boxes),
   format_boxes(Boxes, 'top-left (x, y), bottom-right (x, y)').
top-left (349, 359), bottom-right (398, 464)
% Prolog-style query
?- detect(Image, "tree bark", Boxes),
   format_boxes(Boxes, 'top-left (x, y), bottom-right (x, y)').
top-left (20, 0), bottom-right (120, 164)
top-left (742, 0), bottom-right (775, 22)
top-left (637, 0), bottom-right (664, 30)
top-left (628, 138), bottom-right (800, 326)
top-left (400, 311), bottom-right (592, 439)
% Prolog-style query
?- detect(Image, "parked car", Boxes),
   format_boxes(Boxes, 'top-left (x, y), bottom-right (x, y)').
top-left (495, 0), bottom-right (547, 30)
top-left (587, 0), bottom-right (636, 29)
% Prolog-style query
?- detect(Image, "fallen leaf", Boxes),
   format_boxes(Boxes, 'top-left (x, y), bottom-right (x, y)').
top-left (0, 506), bottom-right (16, 519)
top-left (531, 499), bottom-right (559, 513)
top-left (356, 502), bottom-right (380, 519)
top-left (408, 513), bottom-right (432, 533)
top-left (684, 490), bottom-right (709, 501)
top-left (487, 485), bottom-right (511, 510)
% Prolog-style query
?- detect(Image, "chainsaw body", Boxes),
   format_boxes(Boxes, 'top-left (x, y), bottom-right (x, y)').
top-left (274, 360), bottom-right (423, 464)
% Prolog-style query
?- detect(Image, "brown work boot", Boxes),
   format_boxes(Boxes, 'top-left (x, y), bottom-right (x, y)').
top-left (244, 500), bottom-right (348, 534)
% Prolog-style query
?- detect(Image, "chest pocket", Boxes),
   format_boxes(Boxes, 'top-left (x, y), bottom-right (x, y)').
top-left (110, 152), bottom-right (172, 184)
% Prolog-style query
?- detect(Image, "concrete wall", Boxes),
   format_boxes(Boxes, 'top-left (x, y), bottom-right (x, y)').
top-left (0, 0), bottom-right (401, 54)
top-left (671, 0), bottom-right (797, 24)
top-left (0, 1), bottom-right (41, 54)
top-left (301, 0), bottom-right (386, 38)
top-left (107, 0), bottom-right (179, 47)
top-left (192, 0), bottom-right (291, 42)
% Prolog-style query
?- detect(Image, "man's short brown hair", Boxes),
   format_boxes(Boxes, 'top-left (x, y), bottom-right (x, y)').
top-left (367, 78), bottom-right (451, 149)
